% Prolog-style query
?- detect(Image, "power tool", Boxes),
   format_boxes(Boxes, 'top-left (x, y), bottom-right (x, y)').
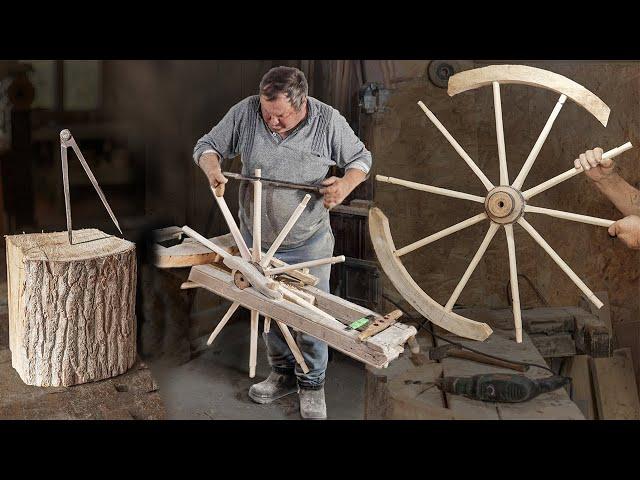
top-left (434, 373), bottom-right (570, 403)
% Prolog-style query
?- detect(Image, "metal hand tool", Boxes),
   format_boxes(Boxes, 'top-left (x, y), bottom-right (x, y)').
top-left (60, 129), bottom-right (123, 244)
top-left (222, 172), bottom-right (323, 193)
top-left (427, 344), bottom-right (528, 372)
top-left (434, 373), bottom-right (570, 403)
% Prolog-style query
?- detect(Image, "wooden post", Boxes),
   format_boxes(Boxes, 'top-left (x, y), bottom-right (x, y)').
top-left (504, 224), bottom-right (522, 343)
top-left (252, 169), bottom-right (262, 263)
top-left (207, 302), bottom-right (240, 345)
top-left (376, 175), bottom-right (485, 203)
top-left (511, 94), bottom-right (567, 190)
top-left (250, 310), bottom-right (259, 378)
top-left (492, 82), bottom-right (509, 185)
top-left (445, 223), bottom-right (500, 311)
top-left (518, 217), bottom-right (603, 309)
top-left (417, 101), bottom-right (494, 191)
top-left (210, 186), bottom-right (252, 261)
top-left (276, 320), bottom-right (310, 373)
top-left (260, 194), bottom-right (311, 267)
top-left (6, 229), bottom-right (137, 387)
top-left (264, 256), bottom-right (346, 276)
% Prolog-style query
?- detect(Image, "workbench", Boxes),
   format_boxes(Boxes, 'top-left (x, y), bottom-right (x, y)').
top-left (365, 327), bottom-right (585, 420)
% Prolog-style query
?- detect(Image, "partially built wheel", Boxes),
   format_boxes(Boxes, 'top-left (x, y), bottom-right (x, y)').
top-left (371, 64), bottom-right (633, 343)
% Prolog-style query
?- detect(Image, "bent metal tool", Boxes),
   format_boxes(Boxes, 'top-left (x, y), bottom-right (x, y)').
top-left (60, 129), bottom-right (123, 244)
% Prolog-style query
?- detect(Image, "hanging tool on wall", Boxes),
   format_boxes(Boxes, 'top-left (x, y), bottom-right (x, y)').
top-left (60, 129), bottom-right (123, 244)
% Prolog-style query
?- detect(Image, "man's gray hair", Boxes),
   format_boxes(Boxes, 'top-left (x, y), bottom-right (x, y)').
top-left (259, 66), bottom-right (308, 111)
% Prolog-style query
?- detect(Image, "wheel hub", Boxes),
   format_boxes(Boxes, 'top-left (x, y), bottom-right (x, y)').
top-left (484, 186), bottom-right (525, 224)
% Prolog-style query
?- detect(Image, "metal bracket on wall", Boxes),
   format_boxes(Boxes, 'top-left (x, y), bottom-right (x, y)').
top-left (359, 82), bottom-right (391, 114)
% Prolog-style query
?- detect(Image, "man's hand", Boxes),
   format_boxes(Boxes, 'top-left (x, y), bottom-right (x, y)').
top-left (574, 147), bottom-right (616, 182)
top-left (608, 215), bottom-right (640, 249)
top-left (320, 176), bottom-right (352, 209)
top-left (199, 152), bottom-right (228, 191)
top-left (319, 169), bottom-right (366, 209)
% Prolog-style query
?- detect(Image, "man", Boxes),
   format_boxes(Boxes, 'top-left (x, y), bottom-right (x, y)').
top-left (575, 147), bottom-right (640, 249)
top-left (192, 66), bottom-right (371, 419)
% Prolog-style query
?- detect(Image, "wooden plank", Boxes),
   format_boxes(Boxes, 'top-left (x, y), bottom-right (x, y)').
top-left (153, 233), bottom-right (238, 268)
top-left (529, 333), bottom-right (576, 358)
top-left (590, 348), bottom-right (640, 420)
top-left (387, 364), bottom-right (454, 420)
top-left (561, 355), bottom-right (596, 420)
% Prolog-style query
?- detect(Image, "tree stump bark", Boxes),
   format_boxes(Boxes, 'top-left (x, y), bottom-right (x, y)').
top-left (5, 229), bottom-right (137, 386)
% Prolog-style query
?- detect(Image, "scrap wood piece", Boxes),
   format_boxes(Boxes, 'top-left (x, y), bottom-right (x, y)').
top-left (153, 231), bottom-right (238, 268)
top-left (590, 348), bottom-right (640, 420)
top-left (561, 355), bottom-right (596, 420)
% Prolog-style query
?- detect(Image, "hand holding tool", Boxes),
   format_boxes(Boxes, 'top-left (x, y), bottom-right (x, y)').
top-left (222, 172), bottom-right (323, 193)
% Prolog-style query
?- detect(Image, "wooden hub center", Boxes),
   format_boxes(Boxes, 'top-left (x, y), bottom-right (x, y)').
top-left (484, 186), bottom-right (525, 224)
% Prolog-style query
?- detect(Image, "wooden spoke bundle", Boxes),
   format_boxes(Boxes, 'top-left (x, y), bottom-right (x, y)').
top-left (181, 170), bottom-right (352, 377)
top-left (372, 64), bottom-right (632, 343)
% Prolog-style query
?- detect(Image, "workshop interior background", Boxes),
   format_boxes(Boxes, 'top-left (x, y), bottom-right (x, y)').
top-left (1, 60), bottom-right (639, 417)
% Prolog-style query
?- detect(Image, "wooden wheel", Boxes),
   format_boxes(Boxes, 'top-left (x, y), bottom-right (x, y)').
top-left (372, 64), bottom-right (633, 343)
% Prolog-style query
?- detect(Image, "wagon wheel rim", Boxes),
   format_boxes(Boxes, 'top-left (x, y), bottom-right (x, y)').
top-left (373, 64), bottom-right (632, 343)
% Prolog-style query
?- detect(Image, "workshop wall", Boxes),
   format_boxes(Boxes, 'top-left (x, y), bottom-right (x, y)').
top-left (370, 60), bottom-right (640, 336)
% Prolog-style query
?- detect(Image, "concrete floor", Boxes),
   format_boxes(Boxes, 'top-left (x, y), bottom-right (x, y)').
top-left (147, 316), bottom-right (366, 420)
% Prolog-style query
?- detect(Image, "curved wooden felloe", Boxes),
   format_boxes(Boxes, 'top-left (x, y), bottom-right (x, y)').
top-left (369, 207), bottom-right (493, 341)
top-left (448, 65), bottom-right (610, 127)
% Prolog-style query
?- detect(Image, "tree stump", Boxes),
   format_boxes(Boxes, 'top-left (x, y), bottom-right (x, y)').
top-left (5, 229), bottom-right (137, 386)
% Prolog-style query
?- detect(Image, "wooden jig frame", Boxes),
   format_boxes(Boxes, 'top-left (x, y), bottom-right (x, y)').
top-left (159, 171), bottom-right (416, 377)
top-left (372, 64), bottom-right (632, 343)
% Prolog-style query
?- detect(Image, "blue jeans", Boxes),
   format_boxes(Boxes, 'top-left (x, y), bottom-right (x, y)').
top-left (240, 222), bottom-right (334, 390)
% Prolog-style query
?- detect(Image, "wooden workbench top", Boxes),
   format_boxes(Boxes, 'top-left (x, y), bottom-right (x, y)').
top-left (365, 327), bottom-right (585, 420)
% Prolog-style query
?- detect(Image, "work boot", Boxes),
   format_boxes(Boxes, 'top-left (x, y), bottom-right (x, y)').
top-left (298, 387), bottom-right (327, 420)
top-left (248, 372), bottom-right (297, 404)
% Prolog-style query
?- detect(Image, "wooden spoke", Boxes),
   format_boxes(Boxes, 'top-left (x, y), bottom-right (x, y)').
top-left (524, 205), bottom-right (615, 228)
top-left (211, 186), bottom-right (252, 261)
top-left (252, 169), bottom-right (262, 263)
top-left (376, 175), bottom-right (485, 203)
top-left (260, 194), bottom-right (311, 268)
top-left (504, 225), bottom-right (522, 343)
top-left (264, 256), bottom-right (346, 276)
top-left (511, 94), bottom-right (567, 190)
top-left (493, 82), bottom-right (509, 185)
top-left (522, 142), bottom-right (632, 200)
top-left (279, 284), bottom-right (336, 322)
top-left (417, 101), bottom-right (494, 191)
top-left (249, 309), bottom-right (259, 378)
top-left (207, 301), bottom-right (240, 345)
top-left (517, 218), bottom-right (603, 309)
top-left (444, 223), bottom-right (500, 311)
top-left (264, 316), bottom-right (271, 333)
top-left (182, 225), bottom-right (232, 260)
top-left (276, 320), bottom-right (310, 373)
top-left (395, 213), bottom-right (488, 257)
